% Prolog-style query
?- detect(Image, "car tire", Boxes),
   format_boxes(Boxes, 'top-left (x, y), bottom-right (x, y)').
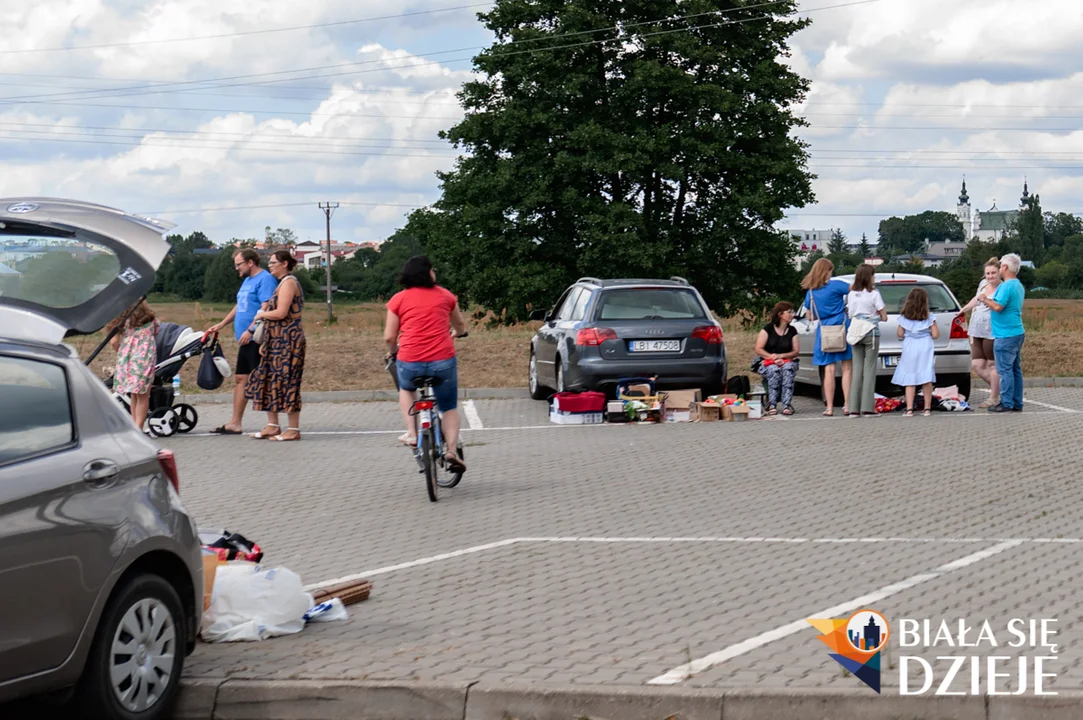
top-left (75, 574), bottom-right (187, 720)
top-left (528, 351), bottom-right (552, 400)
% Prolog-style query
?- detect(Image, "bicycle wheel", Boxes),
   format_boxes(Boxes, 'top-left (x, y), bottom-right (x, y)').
top-left (438, 441), bottom-right (465, 488)
top-left (422, 430), bottom-right (438, 502)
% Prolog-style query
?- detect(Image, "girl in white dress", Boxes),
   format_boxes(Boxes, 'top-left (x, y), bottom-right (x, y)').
top-left (892, 287), bottom-right (939, 416)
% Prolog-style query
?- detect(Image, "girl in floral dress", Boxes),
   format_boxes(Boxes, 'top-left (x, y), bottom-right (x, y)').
top-left (107, 300), bottom-right (158, 432)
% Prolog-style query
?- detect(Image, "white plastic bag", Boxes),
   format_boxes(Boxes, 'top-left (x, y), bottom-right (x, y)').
top-left (303, 597), bottom-right (349, 623)
top-left (201, 564), bottom-right (314, 643)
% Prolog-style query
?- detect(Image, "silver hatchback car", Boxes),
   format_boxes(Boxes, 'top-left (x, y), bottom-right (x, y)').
top-left (792, 272), bottom-right (972, 401)
top-left (0, 199), bottom-right (202, 719)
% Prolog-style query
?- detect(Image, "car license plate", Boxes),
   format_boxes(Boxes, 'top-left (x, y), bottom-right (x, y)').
top-left (884, 356), bottom-right (900, 368)
top-left (629, 340), bottom-right (681, 352)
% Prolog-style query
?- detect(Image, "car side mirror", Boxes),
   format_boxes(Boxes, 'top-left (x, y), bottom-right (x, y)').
top-left (529, 309), bottom-right (549, 322)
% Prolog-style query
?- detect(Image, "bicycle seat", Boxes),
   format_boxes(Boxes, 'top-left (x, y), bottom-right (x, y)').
top-left (413, 375), bottom-right (443, 387)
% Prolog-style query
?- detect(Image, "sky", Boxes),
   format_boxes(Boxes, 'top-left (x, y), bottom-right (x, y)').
top-left (0, 0), bottom-right (1079, 246)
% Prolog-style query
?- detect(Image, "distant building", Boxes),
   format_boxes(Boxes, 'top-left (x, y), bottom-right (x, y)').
top-left (955, 179), bottom-right (1032, 243)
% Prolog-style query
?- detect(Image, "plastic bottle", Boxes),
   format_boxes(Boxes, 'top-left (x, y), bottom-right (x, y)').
top-left (172, 376), bottom-right (181, 395)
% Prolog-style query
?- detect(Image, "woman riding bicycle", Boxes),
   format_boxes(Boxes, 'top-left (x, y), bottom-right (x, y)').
top-left (384, 255), bottom-right (468, 473)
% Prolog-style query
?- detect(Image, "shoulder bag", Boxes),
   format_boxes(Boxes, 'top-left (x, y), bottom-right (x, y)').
top-left (809, 290), bottom-right (847, 353)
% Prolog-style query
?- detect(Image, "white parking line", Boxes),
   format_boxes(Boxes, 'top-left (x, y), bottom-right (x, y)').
top-left (644, 539), bottom-right (1025, 685)
top-left (303, 535), bottom-right (1071, 593)
top-left (1023, 397), bottom-right (1079, 413)
top-left (463, 399), bottom-right (484, 429)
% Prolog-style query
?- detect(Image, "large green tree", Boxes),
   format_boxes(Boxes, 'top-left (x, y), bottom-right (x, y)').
top-left (878, 211), bottom-right (965, 258)
top-left (422, 0), bottom-right (814, 322)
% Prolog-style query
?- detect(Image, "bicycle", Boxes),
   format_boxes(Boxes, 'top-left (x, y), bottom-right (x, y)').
top-left (408, 375), bottom-right (466, 502)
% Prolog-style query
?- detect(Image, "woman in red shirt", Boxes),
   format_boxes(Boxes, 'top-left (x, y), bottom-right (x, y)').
top-left (384, 256), bottom-right (469, 471)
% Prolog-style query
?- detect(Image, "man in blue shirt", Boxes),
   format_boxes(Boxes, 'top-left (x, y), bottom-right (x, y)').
top-left (206, 249), bottom-right (279, 433)
top-left (980, 253), bottom-right (1026, 413)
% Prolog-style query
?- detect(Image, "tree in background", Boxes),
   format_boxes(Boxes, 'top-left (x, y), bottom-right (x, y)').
top-left (333, 230), bottom-right (424, 301)
top-left (265, 227), bottom-right (298, 249)
top-left (857, 232), bottom-right (872, 259)
top-left (1043, 212), bottom-right (1082, 250)
top-left (419, 0), bottom-right (814, 322)
top-left (878, 211), bottom-right (964, 258)
top-left (1009, 193), bottom-right (1044, 264)
top-left (828, 228), bottom-right (847, 255)
top-left (202, 244), bottom-right (242, 302)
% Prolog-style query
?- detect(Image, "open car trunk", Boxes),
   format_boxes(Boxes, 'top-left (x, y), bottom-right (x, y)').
top-left (0, 198), bottom-right (174, 343)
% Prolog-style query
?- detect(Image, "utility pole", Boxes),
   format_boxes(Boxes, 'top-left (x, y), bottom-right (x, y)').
top-left (318, 202), bottom-right (339, 324)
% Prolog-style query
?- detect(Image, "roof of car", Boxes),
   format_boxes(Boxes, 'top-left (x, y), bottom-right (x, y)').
top-left (835, 272), bottom-right (944, 283)
top-left (575, 277), bottom-right (694, 289)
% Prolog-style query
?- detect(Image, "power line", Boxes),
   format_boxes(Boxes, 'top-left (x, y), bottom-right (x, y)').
top-left (138, 201), bottom-right (428, 215)
top-left (0, 0), bottom-right (880, 106)
top-left (0, 3), bottom-right (497, 55)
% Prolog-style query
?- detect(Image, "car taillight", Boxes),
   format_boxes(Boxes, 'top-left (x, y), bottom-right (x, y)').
top-left (158, 449), bottom-right (179, 493)
top-left (950, 314), bottom-right (968, 339)
top-left (576, 327), bottom-right (618, 346)
top-left (692, 325), bottom-right (724, 344)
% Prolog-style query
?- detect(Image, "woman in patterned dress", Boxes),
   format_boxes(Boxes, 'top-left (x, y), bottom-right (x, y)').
top-left (107, 300), bottom-right (158, 433)
top-left (245, 250), bottom-right (306, 441)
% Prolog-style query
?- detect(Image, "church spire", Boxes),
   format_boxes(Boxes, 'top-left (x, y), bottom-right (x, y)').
top-left (1021, 177), bottom-right (1030, 206)
top-left (958, 177), bottom-right (969, 205)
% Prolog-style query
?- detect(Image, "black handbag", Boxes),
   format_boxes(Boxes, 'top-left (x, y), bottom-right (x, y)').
top-left (197, 337), bottom-right (226, 390)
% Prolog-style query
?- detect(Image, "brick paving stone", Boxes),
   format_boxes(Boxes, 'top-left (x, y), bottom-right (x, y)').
top-left (169, 392), bottom-right (1083, 692)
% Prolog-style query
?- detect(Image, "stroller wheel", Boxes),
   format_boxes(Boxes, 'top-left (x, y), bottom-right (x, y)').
top-left (147, 407), bottom-right (179, 437)
top-left (174, 403), bottom-right (199, 433)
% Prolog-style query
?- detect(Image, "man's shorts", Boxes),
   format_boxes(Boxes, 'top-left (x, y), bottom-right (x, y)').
top-left (397, 357), bottom-right (458, 412)
top-left (235, 342), bottom-right (262, 376)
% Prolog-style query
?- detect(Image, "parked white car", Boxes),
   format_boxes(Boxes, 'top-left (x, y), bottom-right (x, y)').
top-left (791, 273), bottom-right (972, 401)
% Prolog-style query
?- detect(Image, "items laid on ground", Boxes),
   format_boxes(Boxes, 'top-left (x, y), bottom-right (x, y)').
top-left (547, 376), bottom-right (767, 425)
top-left (198, 528), bottom-right (372, 643)
top-left (547, 377), bottom-right (972, 424)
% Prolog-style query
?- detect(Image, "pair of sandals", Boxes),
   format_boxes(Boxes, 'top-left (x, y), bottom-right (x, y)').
top-left (903, 409), bottom-right (932, 417)
top-left (250, 423), bottom-right (302, 441)
top-left (765, 405), bottom-right (794, 416)
top-left (398, 433), bottom-right (467, 473)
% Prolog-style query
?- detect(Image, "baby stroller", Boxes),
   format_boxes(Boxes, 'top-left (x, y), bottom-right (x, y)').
top-left (108, 322), bottom-right (225, 437)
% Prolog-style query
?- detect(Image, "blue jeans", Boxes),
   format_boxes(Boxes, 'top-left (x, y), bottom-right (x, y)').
top-left (397, 357), bottom-right (459, 412)
top-left (993, 334), bottom-right (1025, 410)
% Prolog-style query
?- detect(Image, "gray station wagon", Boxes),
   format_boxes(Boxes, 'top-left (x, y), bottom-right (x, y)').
top-left (528, 277), bottom-right (728, 398)
top-left (0, 198), bottom-right (202, 720)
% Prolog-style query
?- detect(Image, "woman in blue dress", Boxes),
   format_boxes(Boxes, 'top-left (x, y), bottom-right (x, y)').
top-left (801, 258), bottom-right (853, 416)
top-left (892, 287), bottom-right (939, 416)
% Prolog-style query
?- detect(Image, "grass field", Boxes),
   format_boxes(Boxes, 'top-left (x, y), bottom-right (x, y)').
top-left (69, 299), bottom-right (1083, 393)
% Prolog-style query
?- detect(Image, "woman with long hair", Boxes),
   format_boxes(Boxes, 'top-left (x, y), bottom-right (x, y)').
top-left (800, 257), bottom-right (853, 416)
top-left (107, 299), bottom-right (158, 433)
top-left (893, 287), bottom-right (939, 416)
top-left (957, 257), bottom-right (1001, 407)
top-left (246, 249), bottom-right (306, 441)
top-left (847, 264), bottom-right (888, 417)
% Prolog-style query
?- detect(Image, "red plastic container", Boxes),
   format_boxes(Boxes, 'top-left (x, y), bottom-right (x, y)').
top-left (552, 391), bottom-right (607, 413)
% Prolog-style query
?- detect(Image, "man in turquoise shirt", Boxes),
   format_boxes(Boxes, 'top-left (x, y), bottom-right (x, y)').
top-left (980, 253), bottom-right (1026, 413)
top-left (205, 249), bottom-right (279, 432)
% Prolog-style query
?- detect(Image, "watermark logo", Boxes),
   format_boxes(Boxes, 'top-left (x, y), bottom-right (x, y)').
top-left (807, 609), bottom-right (889, 693)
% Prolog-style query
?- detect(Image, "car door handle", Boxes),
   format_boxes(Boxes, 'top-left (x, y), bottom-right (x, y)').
top-left (83, 460), bottom-right (119, 484)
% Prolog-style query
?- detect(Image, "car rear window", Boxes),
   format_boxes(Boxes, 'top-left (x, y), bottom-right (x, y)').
top-left (876, 283), bottom-right (959, 314)
top-left (0, 232), bottom-right (120, 308)
top-left (595, 288), bottom-right (707, 320)
top-left (0, 355), bottom-right (74, 465)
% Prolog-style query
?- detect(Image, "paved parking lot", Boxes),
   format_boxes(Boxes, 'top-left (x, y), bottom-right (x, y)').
top-left (170, 387), bottom-right (1083, 692)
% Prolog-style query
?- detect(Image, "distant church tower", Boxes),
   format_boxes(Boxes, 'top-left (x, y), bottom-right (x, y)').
top-left (956, 178), bottom-right (973, 240)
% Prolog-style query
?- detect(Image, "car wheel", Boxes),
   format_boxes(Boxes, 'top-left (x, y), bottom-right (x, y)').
top-left (76, 574), bottom-right (186, 720)
top-left (529, 351), bottom-right (552, 400)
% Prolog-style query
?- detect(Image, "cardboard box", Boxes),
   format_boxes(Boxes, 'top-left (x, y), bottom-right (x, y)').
top-left (690, 402), bottom-right (722, 422)
top-left (746, 399), bottom-right (763, 420)
top-left (723, 403), bottom-right (751, 422)
top-left (201, 549), bottom-right (217, 612)
top-left (620, 383), bottom-right (654, 399)
top-left (662, 389), bottom-right (702, 423)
